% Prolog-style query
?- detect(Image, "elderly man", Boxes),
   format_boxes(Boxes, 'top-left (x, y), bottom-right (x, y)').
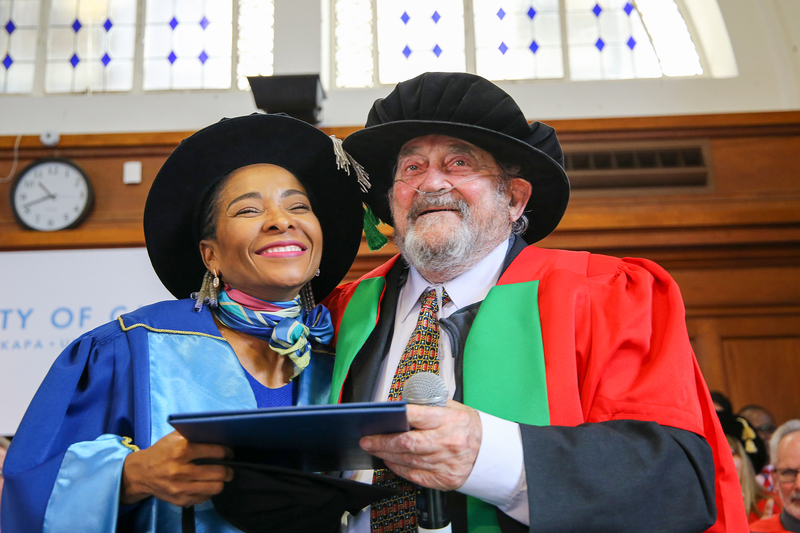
top-left (750, 421), bottom-right (800, 532)
top-left (324, 72), bottom-right (745, 532)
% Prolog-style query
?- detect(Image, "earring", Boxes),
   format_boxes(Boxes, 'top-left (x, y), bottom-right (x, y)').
top-left (212, 270), bottom-right (220, 289)
top-left (315, 269), bottom-right (320, 277)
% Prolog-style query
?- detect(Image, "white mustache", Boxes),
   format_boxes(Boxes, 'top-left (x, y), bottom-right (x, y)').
top-left (407, 194), bottom-right (468, 222)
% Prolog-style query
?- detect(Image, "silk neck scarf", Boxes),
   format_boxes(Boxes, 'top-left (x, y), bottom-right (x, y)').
top-left (214, 287), bottom-right (334, 379)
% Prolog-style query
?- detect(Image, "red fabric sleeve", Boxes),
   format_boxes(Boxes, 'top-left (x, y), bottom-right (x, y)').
top-left (528, 249), bottom-right (748, 532)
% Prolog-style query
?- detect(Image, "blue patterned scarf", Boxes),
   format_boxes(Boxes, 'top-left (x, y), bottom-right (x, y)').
top-left (214, 289), bottom-right (333, 379)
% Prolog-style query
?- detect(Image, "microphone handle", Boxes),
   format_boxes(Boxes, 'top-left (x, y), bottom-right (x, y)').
top-left (416, 486), bottom-right (452, 532)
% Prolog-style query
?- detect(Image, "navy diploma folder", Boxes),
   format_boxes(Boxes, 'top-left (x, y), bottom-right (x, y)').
top-left (168, 402), bottom-right (410, 472)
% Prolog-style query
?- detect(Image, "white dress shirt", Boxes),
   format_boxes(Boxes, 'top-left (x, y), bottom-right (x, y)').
top-left (343, 240), bottom-right (530, 531)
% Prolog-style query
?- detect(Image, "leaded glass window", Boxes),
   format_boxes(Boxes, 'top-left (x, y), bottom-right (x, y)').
top-left (332, 0), bottom-right (708, 87)
top-left (473, 0), bottom-right (563, 81)
top-left (1, 0), bottom-right (41, 94)
top-left (143, 0), bottom-right (233, 90)
top-left (45, 0), bottom-right (137, 93)
top-left (565, 0), bottom-right (662, 80)
top-left (236, 0), bottom-right (273, 90)
top-left (376, 0), bottom-right (466, 85)
top-left (334, 0), bottom-right (373, 88)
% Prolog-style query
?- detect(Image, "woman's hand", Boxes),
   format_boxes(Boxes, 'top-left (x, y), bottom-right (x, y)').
top-left (121, 431), bottom-right (234, 507)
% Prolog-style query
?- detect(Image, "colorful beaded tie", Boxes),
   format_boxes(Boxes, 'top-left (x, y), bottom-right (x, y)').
top-left (370, 287), bottom-right (450, 533)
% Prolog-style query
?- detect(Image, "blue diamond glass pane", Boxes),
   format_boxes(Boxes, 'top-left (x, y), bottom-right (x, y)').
top-left (2, 54), bottom-right (12, 70)
top-left (103, 18), bottom-right (113, 32)
top-left (497, 8), bottom-right (506, 20)
top-left (198, 50), bottom-right (209, 64)
top-left (592, 4), bottom-right (602, 17)
top-left (624, 2), bottom-right (634, 15)
top-left (627, 36), bottom-right (636, 49)
top-left (101, 53), bottom-right (111, 66)
top-left (431, 11), bottom-right (440, 23)
top-left (499, 42), bottom-right (508, 55)
top-left (168, 51), bottom-right (177, 64)
top-left (527, 7), bottom-right (536, 19)
top-left (70, 53), bottom-right (80, 68)
top-left (5, 20), bottom-right (15, 34)
top-left (529, 40), bottom-right (539, 54)
top-left (595, 38), bottom-right (605, 51)
top-left (72, 19), bottom-right (82, 33)
top-left (169, 17), bottom-right (179, 30)
top-left (402, 45), bottom-right (412, 58)
top-left (433, 44), bottom-right (442, 57)
top-left (200, 16), bottom-right (209, 30)
top-left (400, 12), bottom-right (410, 25)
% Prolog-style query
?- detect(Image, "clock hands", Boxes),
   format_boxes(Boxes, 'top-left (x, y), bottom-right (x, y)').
top-left (22, 182), bottom-right (57, 208)
top-left (38, 182), bottom-right (56, 197)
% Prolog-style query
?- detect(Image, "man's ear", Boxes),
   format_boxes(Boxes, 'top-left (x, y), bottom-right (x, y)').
top-left (199, 240), bottom-right (218, 274)
top-left (508, 178), bottom-right (532, 222)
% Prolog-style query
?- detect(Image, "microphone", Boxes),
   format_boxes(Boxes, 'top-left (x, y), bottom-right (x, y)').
top-left (402, 372), bottom-right (452, 533)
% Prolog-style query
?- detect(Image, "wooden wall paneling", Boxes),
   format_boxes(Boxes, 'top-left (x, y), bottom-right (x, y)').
top-left (722, 336), bottom-right (800, 425)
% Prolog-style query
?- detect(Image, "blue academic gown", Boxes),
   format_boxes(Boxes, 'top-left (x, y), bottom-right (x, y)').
top-left (1, 299), bottom-right (334, 533)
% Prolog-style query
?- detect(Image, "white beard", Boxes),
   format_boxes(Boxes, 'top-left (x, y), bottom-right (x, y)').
top-left (393, 191), bottom-right (511, 282)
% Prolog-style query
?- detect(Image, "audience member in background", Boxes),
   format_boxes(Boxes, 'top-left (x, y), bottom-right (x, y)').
top-left (0, 436), bottom-right (9, 532)
top-left (741, 405), bottom-right (781, 490)
top-left (718, 412), bottom-right (781, 523)
top-left (741, 405), bottom-right (780, 457)
top-left (713, 391), bottom-right (734, 414)
top-left (750, 420), bottom-right (800, 532)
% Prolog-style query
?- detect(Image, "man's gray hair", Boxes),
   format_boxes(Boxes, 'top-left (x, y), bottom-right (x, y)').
top-left (770, 419), bottom-right (800, 463)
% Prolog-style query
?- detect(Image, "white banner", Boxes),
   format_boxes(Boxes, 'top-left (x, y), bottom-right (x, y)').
top-left (0, 248), bottom-right (174, 435)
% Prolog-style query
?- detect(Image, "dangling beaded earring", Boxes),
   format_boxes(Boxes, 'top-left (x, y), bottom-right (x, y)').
top-left (300, 283), bottom-right (316, 313)
top-left (192, 270), bottom-right (221, 311)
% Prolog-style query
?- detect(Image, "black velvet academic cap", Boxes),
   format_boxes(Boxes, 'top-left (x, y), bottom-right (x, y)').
top-left (144, 113), bottom-right (364, 301)
top-left (342, 72), bottom-right (570, 243)
top-left (717, 410), bottom-right (768, 473)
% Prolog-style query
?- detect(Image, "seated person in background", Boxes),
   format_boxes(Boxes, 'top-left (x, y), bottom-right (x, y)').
top-left (1, 436), bottom-right (10, 528)
top-left (750, 421), bottom-right (800, 532)
top-left (718, 411), bottom-right (781, 522)
top-left (741, 405), bottom-right (780, 458)
top-left (741, 405), bottom-right (781, 489)
top-left (1, 114), bottom-right (365, 532)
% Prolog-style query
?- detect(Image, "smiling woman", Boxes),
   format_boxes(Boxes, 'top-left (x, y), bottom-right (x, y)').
top-left (1, 114), bottom-right (369, 533)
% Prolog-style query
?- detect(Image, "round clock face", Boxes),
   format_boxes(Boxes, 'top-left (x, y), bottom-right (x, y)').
top-left (10, 158), bottom-right (94, 231)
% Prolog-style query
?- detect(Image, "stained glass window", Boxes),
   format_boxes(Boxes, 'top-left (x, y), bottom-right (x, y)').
top-left (565, 0), bottom-right (662, 80)
top-left (334, 0), bottom-right (373, 88)
top-left (473, 0), bottom-right (563, 81)
top-left (1, 0), bottom-right (41, 94)
top-left (376, 0), bottom-right (466, 85)
top-left (45, 0), bottom-right (136, 93)
top-left (143, 0), bottom-right (233, 91)
top-left (236, 0), bottom-right (274, 90)
top-left (333, 0), bottom-right (707, 87)
top-left (636, 0), bottom-right (701, 76)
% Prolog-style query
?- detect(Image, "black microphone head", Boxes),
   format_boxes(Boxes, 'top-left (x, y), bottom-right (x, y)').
top-left (402, 372), bottom-right (448, 407)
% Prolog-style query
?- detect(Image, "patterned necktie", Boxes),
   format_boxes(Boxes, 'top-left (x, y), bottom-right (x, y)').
top-left (371, 287), bottom-right (450, 533)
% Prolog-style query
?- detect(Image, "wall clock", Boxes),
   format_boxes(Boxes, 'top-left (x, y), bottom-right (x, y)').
top-left (10, 158), bottom-right (94, 231)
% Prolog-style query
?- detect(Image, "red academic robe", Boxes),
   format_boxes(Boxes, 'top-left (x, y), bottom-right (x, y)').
top-left (324, 244), bottom-right (748, 532)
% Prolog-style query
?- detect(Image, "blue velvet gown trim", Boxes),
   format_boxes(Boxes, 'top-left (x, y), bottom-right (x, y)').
top-left (2, 299), bottom-right (334, 533)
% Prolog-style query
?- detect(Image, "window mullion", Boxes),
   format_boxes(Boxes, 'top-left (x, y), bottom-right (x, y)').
top-left (463, 0), bottom-right (475, 74)
top-left (33, 0), bottom-right (53, 96)
top-left (559, 0), bottom-right (570, 81)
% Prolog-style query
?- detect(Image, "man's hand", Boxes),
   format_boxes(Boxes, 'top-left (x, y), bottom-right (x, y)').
top-left (360, 400), bottom-right (482, 490)
top-left (121, 431), bottom-right (234, 507)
